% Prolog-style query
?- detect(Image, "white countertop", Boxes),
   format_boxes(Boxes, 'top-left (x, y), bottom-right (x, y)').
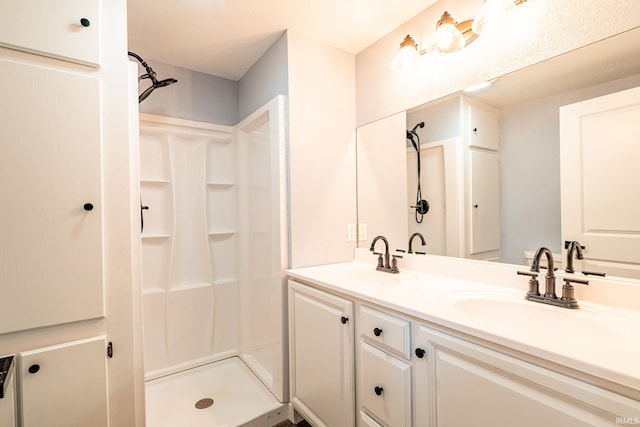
top-left (287, 253), bottom-right (640, 396)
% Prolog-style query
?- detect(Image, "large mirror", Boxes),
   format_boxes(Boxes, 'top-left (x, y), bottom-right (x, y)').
top-left (357, 26), bottom-right (640, 279)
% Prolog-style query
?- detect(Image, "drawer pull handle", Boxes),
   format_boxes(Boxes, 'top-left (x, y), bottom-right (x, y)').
top-left (373, 327), bottom-right (383, 337)
top-left (374, 386), bottom-right (384, 396)
top-left (83, 202), bottom-right (94, 211)
top-left (80, 18), bottom-right (91, 27)
top-left (415, 348), bottom-right (426, 358)
top-left (28, 364), bottom-right (40, 374)
top-left (340, 316), bottom-right (349, 324)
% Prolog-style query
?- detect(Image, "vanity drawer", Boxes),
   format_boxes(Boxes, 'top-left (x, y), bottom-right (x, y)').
top-left (360, 306), bottom-right (411, 359)
top-left (360, 341), bottom-right (412, 427)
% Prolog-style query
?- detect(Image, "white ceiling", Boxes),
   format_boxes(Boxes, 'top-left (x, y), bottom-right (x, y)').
top-left (127, 0), bottom-right (438, 81)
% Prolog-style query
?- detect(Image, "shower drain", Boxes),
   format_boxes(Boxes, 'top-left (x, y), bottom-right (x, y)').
top-left (195, 398), bottom-right (214, 409)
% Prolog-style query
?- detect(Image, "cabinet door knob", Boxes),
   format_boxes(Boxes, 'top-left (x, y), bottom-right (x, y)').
top-left (28, 364), bottom-right (40, 374)
top-left (83, 203), bottom-right (94, 211)
top-left (415, 348), bottom-right (426, 358)
top-left (340, 316), bottom-right (349, 324)
top-left (374, 386), bottom-right (383, 396)
top-left (373, 327), bottom-right (383, 337)
top-left (80, 18), bottom-right (91, 27)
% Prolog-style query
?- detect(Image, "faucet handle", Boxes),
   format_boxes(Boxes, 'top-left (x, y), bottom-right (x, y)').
top-left (373, 252), bottom-right (384, 268)
top-left (561, 277), bottom-right (589, 308)
top-left (518, 270), bottom-right (540, 297)
top-left (391, 254), bottom-right (402, 273)
top-left (564, 241), bottom-right (586, 250)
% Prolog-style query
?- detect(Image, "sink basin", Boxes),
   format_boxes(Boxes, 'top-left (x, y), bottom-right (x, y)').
top-left (446, 290), bottom-right (640, 340)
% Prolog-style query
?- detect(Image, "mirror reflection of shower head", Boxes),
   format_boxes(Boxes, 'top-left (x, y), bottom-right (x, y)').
top-left (407, 121), bottom-right (429, 222)
top-left (128, 51), bottom-right (178, 103)
top-left (406, 122), bottom-right (424, 152)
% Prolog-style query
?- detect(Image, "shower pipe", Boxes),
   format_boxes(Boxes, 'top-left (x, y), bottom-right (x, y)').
top-left (127, 51), bottom-right (178, 103)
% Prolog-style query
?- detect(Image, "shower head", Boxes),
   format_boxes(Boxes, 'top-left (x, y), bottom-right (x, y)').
top-left (411, 122), bottom-right (425, 133)
top-left (156, 78), bottom-right (178, 88)
top-left (406, 121), bottom-right (425, 152)
top-left (128, 51), bottom-right (178, 103)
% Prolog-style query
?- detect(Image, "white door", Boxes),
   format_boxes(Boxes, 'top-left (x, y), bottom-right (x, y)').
top-left (560, 86), bottom-right (640, 278)
top-left (468, 150), bottom-right (501, 258)
top-left (289, 280), bottom-right (355, 427)
top-left (0, 59), bottom-right (104, 334)
top-left (20, 337), bottom-right (109, 427)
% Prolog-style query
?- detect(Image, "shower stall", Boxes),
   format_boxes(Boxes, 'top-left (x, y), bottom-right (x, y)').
top-left (137, 96), bottom-right (289, 426)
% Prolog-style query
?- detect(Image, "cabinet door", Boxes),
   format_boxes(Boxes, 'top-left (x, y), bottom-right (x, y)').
top-left (0, 0), bottom-right (100, 66)
top-left (467, 102), bottom-right (499, 150)
top-left (0, 59), bottom-right (103, 333)
top-left (289, 280), bottom-right (355, 427)
top-left (417, 326), bottom-right (638, 427)
top-left (20, 336), bottom-right (109, 427)
top-left (468, 150), bottom-right (500, 256)
top-left (560, 86), bottom-right (640, 278)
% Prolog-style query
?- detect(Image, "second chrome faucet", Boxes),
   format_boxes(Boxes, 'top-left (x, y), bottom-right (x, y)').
top-left (518, 246), bottom-right (589, 309)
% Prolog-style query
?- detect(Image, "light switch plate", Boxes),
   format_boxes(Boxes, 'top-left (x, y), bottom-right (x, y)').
top-left (358, 223), bottom-right (368, 241)
top-left (347, 224), bottom-right (357, 242)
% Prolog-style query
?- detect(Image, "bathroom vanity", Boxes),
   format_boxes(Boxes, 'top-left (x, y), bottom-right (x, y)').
top-left (287, 249), bottom-right (640, 427)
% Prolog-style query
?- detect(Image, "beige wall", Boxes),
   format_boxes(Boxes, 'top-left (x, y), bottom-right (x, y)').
top-left (287, 31), bottom-right (357, 268)
top-left (356, 0), bottom-right (640, 126)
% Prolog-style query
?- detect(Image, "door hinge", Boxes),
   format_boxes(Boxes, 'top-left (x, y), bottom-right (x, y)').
top-left (107, 341), bottom-right (114, 358)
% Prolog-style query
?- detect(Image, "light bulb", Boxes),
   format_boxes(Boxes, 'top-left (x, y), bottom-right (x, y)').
top-left (472, 0), bottom-right (515, 35)
top-left (432, 12), bottom-right (465, 55)
top-left (390, 35), bottom-right (420, 72)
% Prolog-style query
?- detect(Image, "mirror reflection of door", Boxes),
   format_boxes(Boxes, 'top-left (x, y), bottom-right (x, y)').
top-left (560, 85), bottom-right (640, 279)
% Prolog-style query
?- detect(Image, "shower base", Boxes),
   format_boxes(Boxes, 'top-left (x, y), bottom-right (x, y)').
top-left (145, 357), bottom-right (287, 427)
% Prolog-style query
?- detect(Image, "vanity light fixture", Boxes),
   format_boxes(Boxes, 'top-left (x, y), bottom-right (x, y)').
top-left (390, 0), bottom-right (528, 71)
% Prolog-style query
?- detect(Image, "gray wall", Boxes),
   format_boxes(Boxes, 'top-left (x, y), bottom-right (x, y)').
top-left (132, 32), bottom-right (288, 126)
top-left (238, 32), bottom-right (289, 122)
top-left (500, 73), bottom-right (640, 264)
top-left (134, 58), bottom-right (238, 125)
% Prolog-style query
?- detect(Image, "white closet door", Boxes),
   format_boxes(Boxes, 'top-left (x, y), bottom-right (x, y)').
top-left (560, 86), bottom-right (640, 278)
top-left (469, 150), bottom-right (500, 255)
top-left (20, 337), bottom-right (109, 427)
top-left (0, 59), bottom-right (103, 333)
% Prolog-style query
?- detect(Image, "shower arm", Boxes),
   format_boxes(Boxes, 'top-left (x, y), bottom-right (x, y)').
top-left (128, 51), bottom-right (158, 85)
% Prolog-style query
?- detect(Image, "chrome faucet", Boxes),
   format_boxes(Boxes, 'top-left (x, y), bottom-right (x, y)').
top-left (408, 232), bottom-right (426, 254)
top-left (518, 246), bottom-right (589, 309)
top-left (564, 240), bottom-right (584, 274)
top-left (370, 235), bottom-right (399, 274)
top-left (530, 247), bottom-right (557, 298)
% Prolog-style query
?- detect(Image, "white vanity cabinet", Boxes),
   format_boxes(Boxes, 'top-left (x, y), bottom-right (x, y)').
top-left (413, 324), bottom-right (639, 427)
top-left (288, 280), bottom-right (355, 427)
top-left (288, 270), bottom-right (640, 427)
top-left (19, 336), bottom-right (109, 427)
top-left (358, 306), bottom-right (412, 427)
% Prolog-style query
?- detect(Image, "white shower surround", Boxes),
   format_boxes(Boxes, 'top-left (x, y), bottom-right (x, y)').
top-left (138, 96), bottom-right (288, 404)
